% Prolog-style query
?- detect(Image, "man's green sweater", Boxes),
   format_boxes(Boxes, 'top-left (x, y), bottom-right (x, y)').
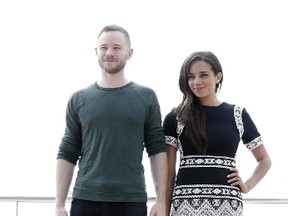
top-left (57, 81), bottom-right (166, 202)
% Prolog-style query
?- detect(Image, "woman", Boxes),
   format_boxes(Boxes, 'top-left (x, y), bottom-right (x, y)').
top-left (163, 51), bottom-right (271, 216)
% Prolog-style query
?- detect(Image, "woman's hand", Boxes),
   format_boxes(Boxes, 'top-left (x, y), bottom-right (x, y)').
top-left (227, 168), bottom-right (251, 194)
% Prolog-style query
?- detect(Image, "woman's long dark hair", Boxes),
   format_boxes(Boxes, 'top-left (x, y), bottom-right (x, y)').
top-left (175, 51), bottom-right (223, 154)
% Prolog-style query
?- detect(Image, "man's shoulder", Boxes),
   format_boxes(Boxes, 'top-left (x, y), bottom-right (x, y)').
top-left (130, 82), bottom-right (156, 94)
top-left (68, 83), bottom-right (96, 101)
top-left (72, 83), bottom-right (95, 94)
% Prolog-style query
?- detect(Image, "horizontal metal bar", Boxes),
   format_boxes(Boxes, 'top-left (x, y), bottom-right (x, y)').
top-left (0, 196), bottom-right (288, 204)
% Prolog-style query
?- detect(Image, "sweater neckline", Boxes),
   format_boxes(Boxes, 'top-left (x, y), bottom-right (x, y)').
top-left (94, 81), bottom-right (133, 91)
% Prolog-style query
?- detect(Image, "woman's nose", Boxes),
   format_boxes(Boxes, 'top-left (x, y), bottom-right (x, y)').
top-left (194, 79), bottom-right (200, 85)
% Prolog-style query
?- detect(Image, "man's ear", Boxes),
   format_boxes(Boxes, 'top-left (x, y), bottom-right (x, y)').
top-left (127, 48), bottom-right (133, 59)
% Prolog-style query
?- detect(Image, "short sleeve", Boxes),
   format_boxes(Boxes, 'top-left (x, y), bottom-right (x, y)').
top-left (241, 108), bottom-right (263, 150)
top-left (163, 111), bottom-right (179, 149)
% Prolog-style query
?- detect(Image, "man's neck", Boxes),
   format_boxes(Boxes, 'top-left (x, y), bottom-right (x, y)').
top-left (97, 71), bottom-right (130, 88)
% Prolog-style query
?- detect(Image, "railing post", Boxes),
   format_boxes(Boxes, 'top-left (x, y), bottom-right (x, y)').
top-left (16, 201), bottom-right (18, 216)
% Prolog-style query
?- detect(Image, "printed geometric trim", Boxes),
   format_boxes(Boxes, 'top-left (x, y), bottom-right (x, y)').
top-left (233, 105), bottom-right (263, 151)
top-left (171, 198), bottom-right (243, 216)
top-left (165, 136), bottom-right (178, 148)
top-left (245, 136), bottom-right (263, 150)
top-left (176, 119), bottom-right (185, 139)
top-left (179, 155), bottom-right (236, 169)
top-left (176, 119), bottom-right (185, 156)
top-left (173, 184), bottom-right (242, 201)
top-left (165, 118), bottom-right (185, 155)
top-left (234, 105), bottom-right (244, 138)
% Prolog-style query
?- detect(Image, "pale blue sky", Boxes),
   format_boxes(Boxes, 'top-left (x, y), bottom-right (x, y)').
top-left (0, 0), bottom-right (287, 203)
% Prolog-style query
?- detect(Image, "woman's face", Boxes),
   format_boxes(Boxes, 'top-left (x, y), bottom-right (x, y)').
top-left (188, 60), bottom-right (222, 103)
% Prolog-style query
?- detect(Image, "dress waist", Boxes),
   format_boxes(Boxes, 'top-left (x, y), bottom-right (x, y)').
top-left (176, 155), bottom-right (236, 186)
top-left (179, 155), bottom-right (236, 169)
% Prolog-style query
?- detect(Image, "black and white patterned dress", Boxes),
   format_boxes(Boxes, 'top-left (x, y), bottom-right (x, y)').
top-left (163, 102), bottom-right (262, 216)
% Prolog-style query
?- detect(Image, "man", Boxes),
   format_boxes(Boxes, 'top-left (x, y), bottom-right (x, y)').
top-left (55, 24), bottom-right (168, 216)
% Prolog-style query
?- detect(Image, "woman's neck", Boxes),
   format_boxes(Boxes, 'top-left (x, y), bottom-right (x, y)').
top-left (200, 97), bottom-right (222, 107)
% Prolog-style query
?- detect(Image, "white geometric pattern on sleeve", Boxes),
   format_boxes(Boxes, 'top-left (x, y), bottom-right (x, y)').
top-left (245, 136), bottom-right (263, 150)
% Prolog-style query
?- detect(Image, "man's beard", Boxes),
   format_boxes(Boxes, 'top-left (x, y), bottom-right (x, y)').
top-left (99, 59), bottom-right (127, 74)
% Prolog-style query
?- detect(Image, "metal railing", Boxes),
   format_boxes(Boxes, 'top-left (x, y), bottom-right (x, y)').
top-left (1, 196), bottom-right (288, 216)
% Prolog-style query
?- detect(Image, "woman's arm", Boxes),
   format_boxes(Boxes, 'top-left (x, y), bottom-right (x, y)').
top-left (228, 144), bottom-right (271, 193)
top-left (166, 145), bottom-right (177, 214)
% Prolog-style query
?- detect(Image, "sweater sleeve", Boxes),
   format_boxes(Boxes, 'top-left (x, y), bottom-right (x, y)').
top-left (57, 93), bottom-right (83, 164)
top-left (143, 90), bottom-right (166, 156)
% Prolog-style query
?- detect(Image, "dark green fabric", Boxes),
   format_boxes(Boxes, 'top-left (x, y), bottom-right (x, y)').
top-left (57, 81), bottom-right (166, 202)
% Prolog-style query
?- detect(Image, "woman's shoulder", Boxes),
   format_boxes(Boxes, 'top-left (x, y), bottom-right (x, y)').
top-left (163, 108), bottom-right (177, 123)
top-left (220, 102), bottom-right (244, 111)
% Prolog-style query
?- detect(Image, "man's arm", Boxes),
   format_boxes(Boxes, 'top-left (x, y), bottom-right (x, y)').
top-left (149, 152), bottom-right (168, 216)
top-left (55, 159), bottom-right (75, 216)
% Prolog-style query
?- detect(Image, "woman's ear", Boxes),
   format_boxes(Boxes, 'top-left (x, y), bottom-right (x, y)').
top-left (216, 72), bottom-right (223, 83)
